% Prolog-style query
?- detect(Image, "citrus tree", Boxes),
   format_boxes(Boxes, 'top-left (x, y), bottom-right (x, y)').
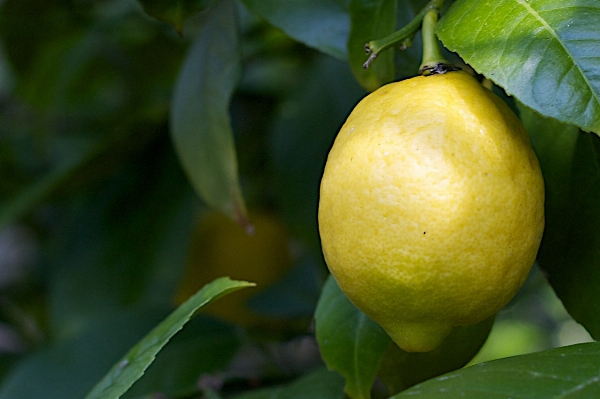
top-left (0, 0), bottom-right (598, 398)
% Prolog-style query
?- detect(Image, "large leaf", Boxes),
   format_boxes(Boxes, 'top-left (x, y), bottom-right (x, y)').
top-left (84, 277), bottom-right (254, 399)
top-left (137, 0), bottom-right (216, 33)
top-left (170, 0), bottom-right (248, 225)
top-left (522, 104), bottom-right (600, 339)
top-left (348, 0), bottom-right (397, 91)
top-left (240, 0), bottom-right (350, 60)
top-left (315, 275), bottom-right (391, 399)
top-left (392, 342), bottom-right (600, 398)
top-left (437, 0), bottom-right (600, 134)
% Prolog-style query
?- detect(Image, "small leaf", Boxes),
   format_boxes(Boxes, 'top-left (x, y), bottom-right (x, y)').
top-left (392, 342), bottom-right (600, 398)
top-left (437, 0), bottom-right (600, 134)
top-left (348, 0), bottom-right (397, 91)
top-left (521, 103), bottom-right (600, 339)
top-left (315, 275), bottom-right (391, 399)
top-left (84, 277), bottom-right (255, 399)
top-left (240, 0), bottom-right (350, 60)
top-left (170, 0), bottom-right (249, 226)
top-left (137, 0), bottom-right (215, 33)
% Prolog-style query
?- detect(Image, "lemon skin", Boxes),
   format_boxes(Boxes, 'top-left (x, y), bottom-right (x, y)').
top-left (318, 71), bottom-right (544, 352)
top-left (174, 210), bottom-right (293, 327)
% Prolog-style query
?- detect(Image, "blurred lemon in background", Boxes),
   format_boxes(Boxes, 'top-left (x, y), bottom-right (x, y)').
top-left (174, 210), bottom-right (293, 327)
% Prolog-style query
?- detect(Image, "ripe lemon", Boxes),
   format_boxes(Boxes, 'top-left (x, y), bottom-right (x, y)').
top-left (318, 71), bottom-right (544, 352)
top-left (174, 210), bottom-right (293, 327)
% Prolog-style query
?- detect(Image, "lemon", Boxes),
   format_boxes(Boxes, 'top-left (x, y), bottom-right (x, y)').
top-left (174, 210), bottom-right (293, 327)
top-left (318, 71), bottom-right (544, 352)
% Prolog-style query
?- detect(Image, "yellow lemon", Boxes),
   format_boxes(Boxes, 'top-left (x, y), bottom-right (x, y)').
top-left (318, 71), bottom-right (544, 352)
top-left (174, 210), bottom-right (293, 327)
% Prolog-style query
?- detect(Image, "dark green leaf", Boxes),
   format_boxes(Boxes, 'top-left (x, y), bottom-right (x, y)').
top-left (170, 0), bottom-right (248, 225)
top-left (231, 367), bottom-right (345, 399)
top-left (84, 277), bottom-right (254, 399)
top-left (48, 146), bottom-right (197, 332)
top-left (378, 316), bottom-right (494, 395)
top-left (247, 254), bottom-right (322, 319)
top-left (315, 275), bottom-right (391, 399)
top-left (392, 342), bottom-right (600, 398)
top-left (0, 307), bottom-right (169, 399)
top-left (0, 137), bottom-right (105, 231)
top-left (437, 0), bottom-right (600, 134)
top-left (348, 0), bottom-right (397, 91)
top-left (137, 0), bottom-right (216, 33)
top-left (240, 0), bottom-right (350, 59)
top-left (270, 55), bottom-right (364, 251)
top-left (522, 104), bottom-right (600, 339)
top-left (123, 317), bottom-right (239, 398)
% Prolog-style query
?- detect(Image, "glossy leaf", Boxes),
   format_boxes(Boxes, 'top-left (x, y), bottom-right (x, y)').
top-left (348, 0), bottom-right (397, 91)
top-left (137, 0), bottom-right (215, 33)
top-left (522, 103), bottom-right (600, 339)
top-left (170, 0), bottom-right (248, 226)
top-left (315, 275), bottom-right (391, 399)
top-left (84, 277), bottom-right (254, 399)
top-left (240, 0), bottom-right (350, 60)
top-left (231, 367), bottom-right (345, 399)
top-left (437, 0), bottom-right (600, 134)
top-left (392, 342), bottom-right (600, 398)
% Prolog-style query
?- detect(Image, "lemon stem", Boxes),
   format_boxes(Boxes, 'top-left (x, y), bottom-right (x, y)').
top-left (364, 0), bottom-right (445, 70)
top-left (418, 7), bottom-right (458, 75)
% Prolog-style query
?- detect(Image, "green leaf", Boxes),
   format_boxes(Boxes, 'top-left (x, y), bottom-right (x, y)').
top-left (522, 104), bottom-right (600, 339)
top-left (137, 0), bottom-right (216, 33)
top-left (348, 0), bottom-right (397, 91)
top-left (378, 316), bottom-right (494, 395)
top-left (231, 367), bottom-right (345, 399)
top-left (240, 0), bottom-right (350, 60)
top-left (315, 275), bottom-right (391, 399)
top-left (270, 55), bottom-right (365, 251)
top-left (0, 307), bottom-right (168, 399)
top-left (123, 317), bottom-right (240, 398)
top-left (170, 0), bottom-right (248, 226)
top-left (84, 277), bottom-right (254, 399)
top-left (437, 0), bottom-right (600, 134)
top-left (392, 342), bottom-right (600, 398)
top-left (48, 148), bottom-right (197, 334)
top-left (0, 137), bottom-right (104, 231)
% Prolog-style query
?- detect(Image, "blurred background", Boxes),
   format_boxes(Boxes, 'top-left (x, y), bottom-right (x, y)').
top-left (0, 0), bottom-right (592, 398)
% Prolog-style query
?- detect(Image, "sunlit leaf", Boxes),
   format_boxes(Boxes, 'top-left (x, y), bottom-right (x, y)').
top-left (437, 0), bottom-right (600, 133)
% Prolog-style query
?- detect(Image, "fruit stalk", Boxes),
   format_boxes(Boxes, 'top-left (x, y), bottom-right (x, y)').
top-left (363, 0), bottom-right (445, 70)
top-left (418, 7), bottom-right (457, 75)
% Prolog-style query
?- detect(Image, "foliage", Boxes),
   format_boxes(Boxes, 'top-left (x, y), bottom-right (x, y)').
top-left (0, 0), bottom-right (598, 398)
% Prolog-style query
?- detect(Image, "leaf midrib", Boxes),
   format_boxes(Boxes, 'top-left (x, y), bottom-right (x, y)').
top-left (514, 0), bottom-right (600, 112)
